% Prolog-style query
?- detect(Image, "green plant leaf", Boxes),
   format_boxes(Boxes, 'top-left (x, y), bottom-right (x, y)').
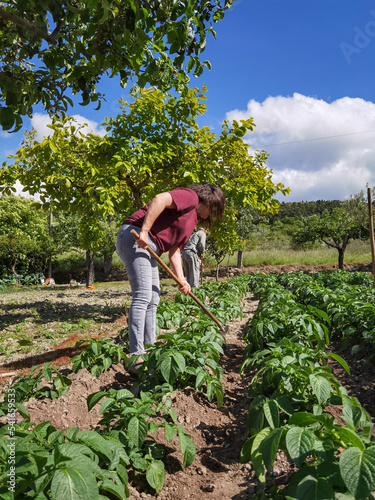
top-left (51, 466), bottom-right (99, 500)
top-left (128, 416), bottom-right (148, 449)
top-left (15, 402), bottom-right (29, 420)
top-left (100, 478), bottom-right (128, 499)
top-left (165, 423), bottom-right (175, 443)
top-left (251, 427), bottom-right (271, 483)
top-left (177, 426), bottom-right (196, 468)
top-left (309, 374), bottom-right (332, 405)
top-left (339, 446), bottom-right (375, 498)
top-left (334, 427), bottom-right (365, 451)
top-left (77, 430), bottom-right (113, 461)
top-left (295, 473), bottom-right (335, 500)
top-left (146, 460), bottom-right (165, 492)
top-left (86, 391), bottom-right (108, 412)
top-left (160, 354), bottom-right (184, 384)
top-left (342, 404), bottom-right (364, 430)
top-left (328, 353), bottom-right (350, 375)
top-left (263, 400), bottom-right (279, 429)
top-left (286, 427), bottom-right (315, 468)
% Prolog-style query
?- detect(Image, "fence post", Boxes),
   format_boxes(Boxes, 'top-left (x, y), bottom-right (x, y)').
top-left (367, 187), bottom-right (375, 285)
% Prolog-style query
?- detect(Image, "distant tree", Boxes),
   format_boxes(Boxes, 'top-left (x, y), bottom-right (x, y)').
top-left (206, 235), bottom-right (227, 281)
top-left (0, 0), bottom-right (235, 131)
top-left (235, 206), bottom-right (259, 268)
top-left (292, 188), bottom-right (374, 269)
top-left (269, 199), bottom-right (342, 223)
top-left (0, 195), bottom-right (51, 276)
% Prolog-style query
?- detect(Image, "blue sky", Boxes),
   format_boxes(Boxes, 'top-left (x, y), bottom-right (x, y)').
top-left (2, 0), bottom-right (375, 202)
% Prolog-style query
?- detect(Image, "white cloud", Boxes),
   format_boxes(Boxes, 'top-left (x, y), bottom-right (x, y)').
top-left (12, 180), bottom-right (40, 200)
top-left (31, 113), bottom-right (106, 140)
top-left (226, 93), bottom-right (375, 201)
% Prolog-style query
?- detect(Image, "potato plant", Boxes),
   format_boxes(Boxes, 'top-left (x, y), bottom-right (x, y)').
top-left (0, 274), bottom-right (249, 498)
top-left (243, 271), bottom-right (375, 499)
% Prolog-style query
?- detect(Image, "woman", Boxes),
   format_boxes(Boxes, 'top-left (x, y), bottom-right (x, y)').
top-left (116, 183), bottom-right (225, 374)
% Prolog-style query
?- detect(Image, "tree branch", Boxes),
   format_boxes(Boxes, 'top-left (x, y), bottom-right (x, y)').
top-left (0, 6), bottom-right (57, 45)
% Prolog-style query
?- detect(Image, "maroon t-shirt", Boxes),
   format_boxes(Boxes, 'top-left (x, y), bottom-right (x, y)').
top-left (124, 188), bottom-right (199, 253)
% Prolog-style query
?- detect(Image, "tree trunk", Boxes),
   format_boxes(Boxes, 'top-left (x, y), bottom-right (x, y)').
top-left (216, 262), bottom-right (219, 281)
top-left (237, 250), bottom-right (243, 269)
top-left (338, 235), bottom-right (349, 270)
top-left (47, 257), bottom-right (52, 279)
top-left (47, 210), bottom-right (53, 278)
top-left (338, 248), bottom-right (344, 270)
top-left (103, 253), bottom-right (113, 276)
top-left (86, 250), bottom-right (96, 286)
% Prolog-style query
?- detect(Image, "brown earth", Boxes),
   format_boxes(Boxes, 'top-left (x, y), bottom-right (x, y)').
top-left (0, 262), bottom-right (374, 499)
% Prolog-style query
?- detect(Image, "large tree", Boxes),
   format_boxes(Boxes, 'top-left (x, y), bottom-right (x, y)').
top-left (0, 0), bottom-right (235, 131)
top-left (0, 87), bottom-right (290, 284)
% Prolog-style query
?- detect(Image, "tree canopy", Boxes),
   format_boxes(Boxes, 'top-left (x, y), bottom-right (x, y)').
top-left (0, 195), bottom-right (51, 275)
top-left (0, 86), bottom-right (290, 258)
top-left (0, 0), bottom-right (235, 131)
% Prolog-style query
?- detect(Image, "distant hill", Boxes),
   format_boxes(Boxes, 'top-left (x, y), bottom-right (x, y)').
top-left (269, 200), bottom-right (342, 223)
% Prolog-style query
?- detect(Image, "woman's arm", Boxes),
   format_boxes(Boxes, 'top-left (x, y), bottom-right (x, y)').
top-left (169, 246), bottom-right (191, 295)
top-left (137, 192), bottom-right (176, 248)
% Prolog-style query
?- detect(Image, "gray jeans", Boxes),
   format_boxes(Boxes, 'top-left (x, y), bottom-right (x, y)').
top-left (182, 250), bottom-right (200, 288)
top-left (116, 224), bottom-right (161, 355)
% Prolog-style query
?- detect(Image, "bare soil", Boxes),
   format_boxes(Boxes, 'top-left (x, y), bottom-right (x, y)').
top-left (0, 261), bottom-right (374, 499)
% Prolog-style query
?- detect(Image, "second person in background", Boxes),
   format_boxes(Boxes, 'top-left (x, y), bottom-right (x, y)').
top-left (182, 227), bottom-right (207, 288)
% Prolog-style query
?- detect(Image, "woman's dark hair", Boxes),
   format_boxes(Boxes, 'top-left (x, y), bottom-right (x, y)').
top-left (189, 183), bottom-right (225, 227)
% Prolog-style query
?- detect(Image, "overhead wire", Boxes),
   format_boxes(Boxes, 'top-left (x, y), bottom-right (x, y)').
top-left (259, 129), bottom-right (375, 147)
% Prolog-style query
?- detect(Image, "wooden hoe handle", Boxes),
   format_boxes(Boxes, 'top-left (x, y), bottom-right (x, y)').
top-left (130, 229), bottom-right (226, 331)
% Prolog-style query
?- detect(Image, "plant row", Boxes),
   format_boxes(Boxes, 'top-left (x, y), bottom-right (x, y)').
top-left (240, 271), bottom-right (375, 500)
top-left (0, 275), bottom-right (249, 499)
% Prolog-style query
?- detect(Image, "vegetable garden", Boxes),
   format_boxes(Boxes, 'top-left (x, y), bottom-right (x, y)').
top-left (1, 269), bottom-right (375, 499)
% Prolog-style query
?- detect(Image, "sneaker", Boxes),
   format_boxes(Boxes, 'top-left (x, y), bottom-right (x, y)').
top-left (128, 362), bottom-right (143, 376)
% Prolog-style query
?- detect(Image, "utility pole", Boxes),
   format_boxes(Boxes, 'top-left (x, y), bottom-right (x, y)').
top-left (367, 187), bottom-right (375, 286)
top-left (48, 209), bottom-right (53, 279)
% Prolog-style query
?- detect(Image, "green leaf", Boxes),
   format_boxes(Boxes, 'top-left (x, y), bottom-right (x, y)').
top-left (286, 427), bottom-right (315, 468)
top-left (339, 446), bottom-right (375, 499)
top-left (276, 396), bottom-right (294, 416)
top-left (259, 428), bottom-right (284, 472)
top-left (51, 466), bottom-right (99, 500)
top-left (251, 427), bottom-right (271, 483)
top-left (328, 353), bottom-right (350, 375)
top-left (263, 400), bottom-right (279, 429)
top-left (100, 479), bottom-right (128, 499)
top-left (295, 474), bottom-right (335, 500)
top-left (177, 426), bottom-right (196, 468)
top-left (146, 460), bottom-right (165, 492)
top-left (77, 430), bottom-right (114, 461)
top-left (342, 404), bottom-right (363, 430)
top-left (334, 426), bottom-right (365, 451)
top-left (103, 357), bottom-right (112, 371)
top-left (100, 397), bottom-right (116, 414)
top-left (340, 446), bottom-right (375, 499)
top-left (128, 416), bottom-right (148, 449)
top-left (86, 391), bottom-right (108, 412)
top-left (309, 374), bottom-right (332, 405)
top-left (240, 438), bottom-right (253, 463)
top-left (0, 107), bottom-right (15, 131)
top-left (165, 423), bottom-right (175, 443)
top-left (160, 354), bottom-right (184, 384)
top-left (15, 402), bottom-right (29, 419)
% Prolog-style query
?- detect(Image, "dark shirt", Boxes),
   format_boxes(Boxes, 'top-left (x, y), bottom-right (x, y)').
top-left (124, 188), bottom-right (199, 253)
